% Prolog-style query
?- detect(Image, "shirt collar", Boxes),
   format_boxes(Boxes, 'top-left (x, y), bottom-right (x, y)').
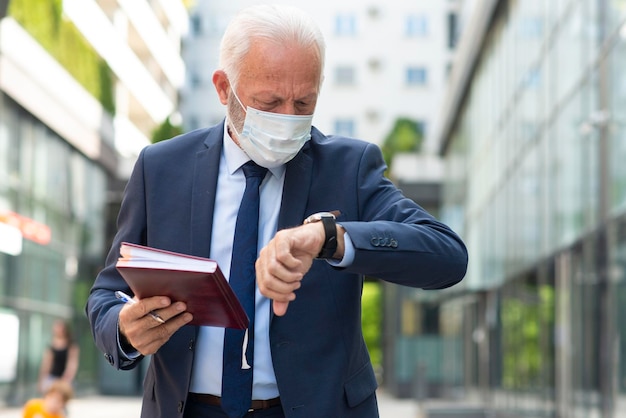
top-left (222, 120), bottom-right (285, 179)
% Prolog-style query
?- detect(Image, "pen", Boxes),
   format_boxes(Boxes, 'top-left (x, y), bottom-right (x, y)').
top-left (115, 290), bottom-right (166, 324)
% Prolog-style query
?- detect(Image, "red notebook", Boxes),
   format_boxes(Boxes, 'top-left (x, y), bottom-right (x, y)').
top-left (115, 242), bottom-right (248, 329)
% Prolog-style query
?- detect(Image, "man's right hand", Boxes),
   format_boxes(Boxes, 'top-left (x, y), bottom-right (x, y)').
top-left (118, 296), bottom-right (193, 355)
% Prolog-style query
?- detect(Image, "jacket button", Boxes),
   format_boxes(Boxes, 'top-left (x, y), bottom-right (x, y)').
top-left (370, 237), bottom-right (379, 246)
top-left (178, 401), bottom-right (184, 412)
top-left (188, 339), bottom-right (195, 351)
top-left (103, 353), bottom-right (114, 365)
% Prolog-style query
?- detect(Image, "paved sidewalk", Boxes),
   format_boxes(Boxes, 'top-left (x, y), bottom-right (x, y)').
top-left (0, 389), bottom-right (421, 418)
top-left (378, 389), bottom-right (422, 417)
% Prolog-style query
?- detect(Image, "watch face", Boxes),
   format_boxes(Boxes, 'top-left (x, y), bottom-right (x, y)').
top-left (315, 212), bottom-right (336, 219)
top-left (304, 212), bottom-right (336, 224)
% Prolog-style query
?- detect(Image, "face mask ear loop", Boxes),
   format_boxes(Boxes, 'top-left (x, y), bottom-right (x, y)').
top-left (227, 79), bottom-right (248, 140)
top-left (229, 81), bottom-right (248, 114)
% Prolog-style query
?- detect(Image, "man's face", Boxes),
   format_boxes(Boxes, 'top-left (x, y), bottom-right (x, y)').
top-left (227, 39), bottom-right (321, 133)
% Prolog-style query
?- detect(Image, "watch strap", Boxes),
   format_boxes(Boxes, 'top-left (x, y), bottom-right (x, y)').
top-left (317, 216), bottom-right (337, 259)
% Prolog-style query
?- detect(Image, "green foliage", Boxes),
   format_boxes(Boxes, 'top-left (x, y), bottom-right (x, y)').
top-left (151, 116), bottom-right (183, 144)
top-left (501, 284), bottom-right (555, 389)
top-left (381, 118), bottom-right (423, 169)
top-left (362, 281), bottom-right (382, 367)
top-left (9, 0), bottom-right (116, 114)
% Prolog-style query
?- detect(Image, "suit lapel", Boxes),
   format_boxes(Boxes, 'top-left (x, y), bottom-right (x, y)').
top-left (278, 144), bottom-right (313, 230)
top-left (190, 123), bottom-right (224, 258)
top-left (270, 144), bottom-right (313, 323)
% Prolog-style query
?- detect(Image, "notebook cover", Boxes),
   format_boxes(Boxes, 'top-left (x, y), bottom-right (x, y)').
top-left (115, 244), bottom-right (248, 329)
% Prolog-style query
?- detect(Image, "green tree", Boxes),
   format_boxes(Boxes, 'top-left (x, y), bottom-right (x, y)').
top-left (9, 0), bottom-right (116, 114)
top-left (151, 116), bottom-right (183, 144)
top-left (501, 283), bottom-right (554, 389)
top-left (381, 118), bottom-right (423, 169)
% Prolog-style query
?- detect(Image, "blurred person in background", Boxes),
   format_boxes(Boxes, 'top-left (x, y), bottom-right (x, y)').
top-left (23, 380), bottom-right (73, 418)
top-left (37, 320), bottom-right (80, 394)
top-left (86, 4), bottom-right (468, 418)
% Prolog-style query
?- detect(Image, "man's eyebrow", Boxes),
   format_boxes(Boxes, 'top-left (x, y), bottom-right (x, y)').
top-left (296, 93), bottom-right (318, 102)
top-left (253, 91), bottom-right (318, 102)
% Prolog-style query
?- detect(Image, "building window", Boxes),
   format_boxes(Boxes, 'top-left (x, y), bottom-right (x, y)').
top-left (367, 6), bottom-right (380, 20)
top-left (335, 13), bottom-right (356, 36)
top-left (190, 14), bottom-right (202, 36)
top-left (406, 67), bottom-right (428, 86)
top-left (365, 109), bottom-right (380, 123)
top-left (417, 120), bottom-right (427, 139)
top-left (187, 116), bottom-right (199, 131)
top-left (335, 66), bottom-right (355, 85)
top-left (447, 12), bottom-right (459, 49)
top-left (368, 58), bottom-right (382, 72)
top-left (190, 72), bottom-right (201, 88)
top-left (519, 17), bottom-right (543, 39)
top-left (334, 119), bottom-right (355, 137)
top-left (203, 15), bottom-right (229, 37)
top-left (522, 67), bottom-right (541, 89)
top-left (406, 14), bottom-right (428, 37)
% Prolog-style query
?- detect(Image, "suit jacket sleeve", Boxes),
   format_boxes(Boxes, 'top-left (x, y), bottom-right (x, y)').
top-left (336, 142), bottom-right (468, 289)
top-left (86, 148), bottom-right (150, 370)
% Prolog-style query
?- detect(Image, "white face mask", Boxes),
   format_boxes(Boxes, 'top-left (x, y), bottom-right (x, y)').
top-left (229, 91), bottom-right (313, 168)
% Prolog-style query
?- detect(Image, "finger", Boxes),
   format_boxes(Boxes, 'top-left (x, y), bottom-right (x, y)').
top-left (256, 265), bottom-right (301, 303)
top-left (118, 298), bottom-right (189, 349)
top-left (266, 229), bottom-right (307, 268)
top-left (119, 296), bottom-right (171, 327)
top-left (261, 277), bottom-right (300, 300)
top-left (273, 300), bottom-right (289, 316)
top-left (151, 301), bottom-right (188, 324)
top-left (132, 311), bottom-right (193, 355)
top-left (145, 312), bottom-right (193, 354)
top-left (257, 250), bottom-right (305, 285)
top-left (273, 235), bottom-right (306, 270)
top-left (138, 295), bottom-right (172, 314)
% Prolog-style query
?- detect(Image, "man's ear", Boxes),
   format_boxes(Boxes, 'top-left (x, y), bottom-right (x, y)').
top-left (213, 70), bottom-right (230, 105)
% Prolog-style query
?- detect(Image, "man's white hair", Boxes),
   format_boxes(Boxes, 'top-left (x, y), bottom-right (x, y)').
top-left (219, 4), bottom-right (325, 90)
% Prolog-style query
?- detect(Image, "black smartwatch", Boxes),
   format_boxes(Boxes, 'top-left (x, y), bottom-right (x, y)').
top-left (303, 211), bottom-right (338, 259)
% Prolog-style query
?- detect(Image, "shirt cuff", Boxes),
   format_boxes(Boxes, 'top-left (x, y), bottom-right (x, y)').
top-left (326, 228), bottom-right (354, 267)
top-left (117, 320), bottom-right (141, 360)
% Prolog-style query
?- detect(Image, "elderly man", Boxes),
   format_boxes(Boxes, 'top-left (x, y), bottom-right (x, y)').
top-left (86, 4), bottom-right (468, 418)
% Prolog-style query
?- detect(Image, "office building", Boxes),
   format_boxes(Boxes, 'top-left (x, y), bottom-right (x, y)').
top-left (430, 0), bottom-right (626, 416)
top-left (182, 0), bottom-right (459, 147)
top-left (0, 0), bottom-right (187, 405)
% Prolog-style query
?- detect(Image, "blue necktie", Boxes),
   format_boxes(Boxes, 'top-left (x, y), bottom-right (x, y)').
top-left (221, 161), bottom-right (267, 418)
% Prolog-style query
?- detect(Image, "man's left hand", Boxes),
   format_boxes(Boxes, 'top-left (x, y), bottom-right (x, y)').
top-left (256, 223), bottom-right (324, 316)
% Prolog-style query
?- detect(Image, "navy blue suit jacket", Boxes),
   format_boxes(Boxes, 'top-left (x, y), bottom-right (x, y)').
top-left (86, 122), bottom-right (468, 418)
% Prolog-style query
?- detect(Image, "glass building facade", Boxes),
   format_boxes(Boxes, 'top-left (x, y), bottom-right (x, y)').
top-left (0, 0), bottom-right (187, 405)
top-left (0, 93), bottom-right (108, 404)
top-left (434, 0), bottom-right (626, 416)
